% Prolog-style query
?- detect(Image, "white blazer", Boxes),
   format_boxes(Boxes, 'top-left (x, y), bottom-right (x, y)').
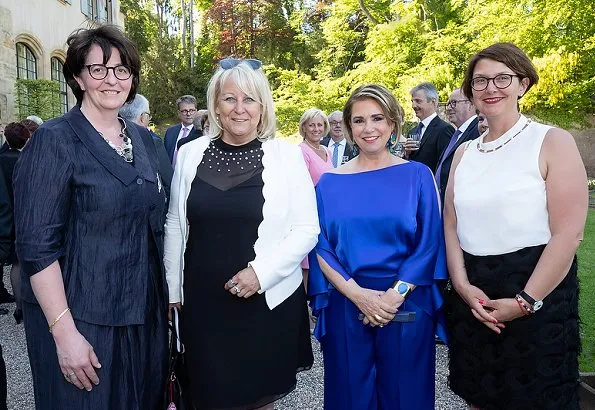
top-left (164, 136), bottom-right (320, 309)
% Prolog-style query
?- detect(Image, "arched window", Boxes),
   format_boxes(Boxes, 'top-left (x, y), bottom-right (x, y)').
top-left (51, 57), bottom-right (69, 114)
top-left (16, 43), bottom-right (37, 79)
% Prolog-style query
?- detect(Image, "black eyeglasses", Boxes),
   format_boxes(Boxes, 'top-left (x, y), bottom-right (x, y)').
top-left (219, 58), bottom-right (262, 70)
top-left (85, 64), bottom-right (132, 80)
top-left (446, 99), bottom-right (470, 108)
top-left (471, 74), bottom-right (520, 91)
top-left (142, 112), bottom-right (152, 120)
top-left (179, 109), bottom-right (196, 115)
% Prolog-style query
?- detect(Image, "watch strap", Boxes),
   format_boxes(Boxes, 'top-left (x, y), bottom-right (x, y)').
top-left (519, 290), bottom-right (543, 312)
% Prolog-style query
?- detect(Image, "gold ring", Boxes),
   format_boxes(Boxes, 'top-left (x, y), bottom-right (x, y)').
top-left (374, 314), bottom-right (382, 321)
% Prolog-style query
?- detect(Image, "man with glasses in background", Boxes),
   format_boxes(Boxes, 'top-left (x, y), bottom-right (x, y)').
top-left (321, 110), bottom-right (357, 167)
top-left (435, 88), bottom-right (479, 206)
top-left (164, 94), bottom-right (198, 164)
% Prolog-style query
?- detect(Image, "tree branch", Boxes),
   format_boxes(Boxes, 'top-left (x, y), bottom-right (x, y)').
top-left (358, 0), bottom-right (378, 25)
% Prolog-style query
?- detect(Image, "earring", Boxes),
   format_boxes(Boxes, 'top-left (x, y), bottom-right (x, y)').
top-left (352, 143), bottom-right (359, 155)
top-left (386, 133), bottom-right (397, 148)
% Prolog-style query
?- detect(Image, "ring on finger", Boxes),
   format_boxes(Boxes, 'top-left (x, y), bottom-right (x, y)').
top-left (374, 314), bottom-right (382, 322)
top-left (232, 285), bottom-right (240, 294)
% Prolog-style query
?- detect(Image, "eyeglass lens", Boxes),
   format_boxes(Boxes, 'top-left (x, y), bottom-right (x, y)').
top-left (87, 64), bottom-right (132, 80)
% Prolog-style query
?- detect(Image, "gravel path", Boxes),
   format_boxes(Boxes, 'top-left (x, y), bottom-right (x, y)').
top-left (0, 267), bottom-right (465, 409)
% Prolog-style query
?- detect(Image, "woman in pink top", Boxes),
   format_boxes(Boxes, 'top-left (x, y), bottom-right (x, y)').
top-left (298, 108), bottom-right (333, 277)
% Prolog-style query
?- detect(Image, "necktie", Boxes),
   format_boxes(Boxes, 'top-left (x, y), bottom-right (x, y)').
top-left (332, 142), bottom-right (339, 167)
top-left (181, 126), bottom-right (190, 140)
top-left (435, 129), bottom-right (462, 187)
top-left (172, 127), bottom-right (190, 167)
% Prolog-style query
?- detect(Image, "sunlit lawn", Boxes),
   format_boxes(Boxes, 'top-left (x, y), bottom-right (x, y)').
top-left (579, 207), bottom-right (595, 372)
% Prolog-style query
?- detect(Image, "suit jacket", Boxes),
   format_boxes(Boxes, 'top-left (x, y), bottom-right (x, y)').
top-left (436, 117), bottom-right (480, 205)
top-left (0, 166), bottom-right (12, 263)
top-left (0, 149), bottom-right (19, 205)
top-left (409, 116), bottom-right (455, 172)
top-left (150, 130), bottom-right (173, 202)
top-left (14, 105), bottom-right (168, 326)
top-left (163, 124), bottom-right (182, 162)
top-left (321, 136), bottom-right (357, 165)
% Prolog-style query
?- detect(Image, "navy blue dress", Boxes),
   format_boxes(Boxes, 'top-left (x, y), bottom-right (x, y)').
top-left (308, 162), bottom-right (447, 410)
top-left (14, 106), bottom-right (168, 410)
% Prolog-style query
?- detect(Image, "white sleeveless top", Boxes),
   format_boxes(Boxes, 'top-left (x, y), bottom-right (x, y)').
top-left (454, 115), bottom-right (552, 256)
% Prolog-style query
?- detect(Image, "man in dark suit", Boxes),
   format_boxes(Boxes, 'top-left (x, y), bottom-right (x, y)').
top-left (435, 88), bottom-right (479, 205)
top-left (119, 94), bottom-right (173, 201)
top-left (406, 82), bottom-right (455, 172)
top-left (163, 95), bottom-right (198, 164)
top-left (321, 110), bottom-right (357, 167)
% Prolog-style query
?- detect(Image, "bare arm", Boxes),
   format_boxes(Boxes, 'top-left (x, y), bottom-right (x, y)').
top-left (30, 261), bottom-right (101, 391)
top-left (523, 128), bottom-right (588, 300)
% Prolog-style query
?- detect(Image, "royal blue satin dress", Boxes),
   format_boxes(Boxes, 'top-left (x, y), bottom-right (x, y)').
top-left (308, 162), bottom-right (447, 410)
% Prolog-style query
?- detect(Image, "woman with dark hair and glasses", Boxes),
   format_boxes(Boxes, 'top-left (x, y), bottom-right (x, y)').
top-left (13, 25), bottom-right (168, 409)
top-left (444, 43), bottom-right (587, 409)
top-left (164, 58), bottom-right (317, 409)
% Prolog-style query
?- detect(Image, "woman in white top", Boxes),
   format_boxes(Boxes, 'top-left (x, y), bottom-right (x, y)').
top-left (164, 58), bottom-right (318, 409)
top-left (444, 43), bottom-right (587, 410)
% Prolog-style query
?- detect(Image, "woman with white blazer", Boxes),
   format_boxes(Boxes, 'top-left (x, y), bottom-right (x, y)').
top-left (164, 58), bottom-right (319, 410)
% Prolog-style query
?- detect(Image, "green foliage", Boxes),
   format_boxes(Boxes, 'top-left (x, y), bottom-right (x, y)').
top-left (578, 209), bottom-right (595, 371)
top-left (119, 0), bottom-right (594, 131)
top-left (14, 79), bottom-right (61, 121)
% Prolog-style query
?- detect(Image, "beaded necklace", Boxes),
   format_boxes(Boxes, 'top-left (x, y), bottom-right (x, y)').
top-left (477, 118), bottom-right (531, 153)
top-left (99, 117), bottom-right (133, 162)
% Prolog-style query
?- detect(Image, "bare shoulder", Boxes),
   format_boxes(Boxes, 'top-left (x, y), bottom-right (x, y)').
top-left (541, 127), bottom-right (580, 158)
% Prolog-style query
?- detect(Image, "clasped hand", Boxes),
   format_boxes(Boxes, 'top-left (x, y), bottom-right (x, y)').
top-left (354, 287), bottom-right (403, 327)
top-left (224, 265), bottom-right (261, 298)
top-left (460, 284), bottom-right (526, 334)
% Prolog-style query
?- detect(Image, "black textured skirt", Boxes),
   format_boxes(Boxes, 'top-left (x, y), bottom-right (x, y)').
top-left (446, 245), bottom-right (580, 410)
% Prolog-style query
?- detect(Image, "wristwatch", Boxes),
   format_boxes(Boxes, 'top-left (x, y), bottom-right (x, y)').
top-left (519, 290), bottom-right (543, 313)
top-left (393, 281), bottom-right (413, 299)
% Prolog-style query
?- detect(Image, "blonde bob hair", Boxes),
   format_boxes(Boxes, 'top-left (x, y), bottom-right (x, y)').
top-left (206, 61), bottom-right (276, 141)
top-left (298, 108), bottom-right (329, 139)
top-left (343, 84), bottom-right (403, 151)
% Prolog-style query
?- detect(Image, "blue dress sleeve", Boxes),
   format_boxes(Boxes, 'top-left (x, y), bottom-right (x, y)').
top-left (398, 166), bottom-right (448, 285)
top-left (14, 126), bottom-right (73, 277)
top-left (307, 183), bottom-right (351, 340)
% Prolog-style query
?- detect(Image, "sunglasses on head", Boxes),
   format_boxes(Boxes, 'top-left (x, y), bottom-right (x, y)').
top-left (219, 58), bottom-right (262, 70)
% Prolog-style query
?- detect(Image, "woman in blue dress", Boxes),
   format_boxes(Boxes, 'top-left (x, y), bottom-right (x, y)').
top-left (308, 84), bottom-right (447, 410)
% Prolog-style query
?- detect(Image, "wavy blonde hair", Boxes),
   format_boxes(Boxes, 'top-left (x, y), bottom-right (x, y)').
top-left (206, 62), bottom-right (276, 141)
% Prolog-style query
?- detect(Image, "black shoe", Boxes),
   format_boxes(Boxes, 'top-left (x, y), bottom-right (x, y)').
top-left (13, 308), bottom-right (22, 324)
top-left (0, 307), bottom-right (8, 315)
top-left (0, 288), bottom-right (14, 304)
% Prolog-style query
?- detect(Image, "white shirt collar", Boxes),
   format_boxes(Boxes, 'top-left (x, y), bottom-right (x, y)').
top-left (457, 115), bottom-right (478, 135)
top-left (330, 138), bottom-right (346, 147)
top-left (420, 112), bottom-right (438, 129)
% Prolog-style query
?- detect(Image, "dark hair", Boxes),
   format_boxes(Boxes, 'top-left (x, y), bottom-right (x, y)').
top-left (4, 122), bottom-right (31, 150)
top-left (343, 84), bottom-right (403, 150)
top-left (462, 43), bottom-right (539, 101)
top-left (63, 25), bottom-right (140, 105)
top-left (21, 119), bottom-right (40, 135)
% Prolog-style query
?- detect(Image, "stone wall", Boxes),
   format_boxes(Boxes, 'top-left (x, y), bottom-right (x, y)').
top-left (573, 129), bottom-right (595, 178)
